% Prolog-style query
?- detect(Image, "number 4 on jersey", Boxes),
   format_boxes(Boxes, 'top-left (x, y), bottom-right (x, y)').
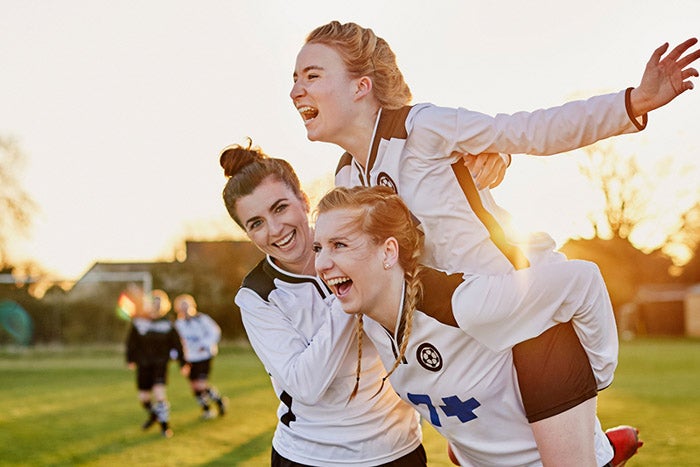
top-left (407, 393), bottom-right (481, 427)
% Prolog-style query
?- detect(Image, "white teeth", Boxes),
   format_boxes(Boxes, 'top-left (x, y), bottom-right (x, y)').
top-left (326, 277), bottom-right (350, 286)
top-left (297, 106), bottom-right (319, 121)
top-left (275, 231), bottom-right (294, 248)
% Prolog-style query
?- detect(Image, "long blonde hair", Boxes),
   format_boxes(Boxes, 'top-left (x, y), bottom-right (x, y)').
top-left (306, 21), bottom-right (412, 110)
top-left (316, 186), bottom-right (423, 400)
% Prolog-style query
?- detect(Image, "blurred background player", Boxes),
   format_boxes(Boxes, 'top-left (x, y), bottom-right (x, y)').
top-left (173, 293), bottom-right (227, 419)
top-left (126, 289), bottom-right (184, 438)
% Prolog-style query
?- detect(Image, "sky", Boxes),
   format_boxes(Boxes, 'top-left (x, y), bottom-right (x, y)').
top-left (1, 0), bottom-right (699, 280)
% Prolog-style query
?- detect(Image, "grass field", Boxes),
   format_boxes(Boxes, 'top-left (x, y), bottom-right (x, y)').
top-left (1, 338), bottom-right (699, 466)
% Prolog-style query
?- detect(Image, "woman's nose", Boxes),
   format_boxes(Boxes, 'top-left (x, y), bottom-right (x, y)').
top-left (314, 249), bottom-right (331, 274)
top-left (290, 80), bottom-right (304, 100)
top-left (268, 218), bottom-right (285, 237)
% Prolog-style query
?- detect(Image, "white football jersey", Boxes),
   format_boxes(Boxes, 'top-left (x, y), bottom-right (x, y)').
top-left (174, 313), bottom-right (221, 363)
top-left (356, 265), bottom-right (616, 466)
top-left (335, 89), bottom-right (642, 389)
top-left (335, 89), bottom-right (644, 276)
top-left (235, 256), bottom-right (422, 466)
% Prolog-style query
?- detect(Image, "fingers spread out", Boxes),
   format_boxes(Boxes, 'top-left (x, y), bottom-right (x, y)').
top-left (678, 48), bottom-right (700, 70)
top-left (666, 38), bottom-right (695, 60)
top-left (661, 38), bottom-right (700, 67)
top-left (650, 42), bottom-right (671, 64)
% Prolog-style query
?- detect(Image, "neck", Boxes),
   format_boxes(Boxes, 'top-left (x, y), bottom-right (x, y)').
top-left (366, 269), bottom-right (404, 331)
top-left (338, 107), bottom-right (380, 169)
top-left (275, 252), bottom-right (315, 276)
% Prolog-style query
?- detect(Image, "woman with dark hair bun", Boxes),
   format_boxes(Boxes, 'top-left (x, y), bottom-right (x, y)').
top-left (219, 141), bottom-right (427, 467)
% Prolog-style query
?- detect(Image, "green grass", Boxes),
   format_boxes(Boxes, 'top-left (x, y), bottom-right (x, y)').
top-left (596, 338), bottom-right (700, 466)
top-left (0, 338), bottom-right (698, 466)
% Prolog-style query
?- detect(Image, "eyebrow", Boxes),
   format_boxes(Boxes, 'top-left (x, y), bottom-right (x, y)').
top-left (244, 197), bottom-right (287, 228)
top-left (321, 228), bottom-right (354, 245)
top-left (293, 65), bottom-right (324, 79)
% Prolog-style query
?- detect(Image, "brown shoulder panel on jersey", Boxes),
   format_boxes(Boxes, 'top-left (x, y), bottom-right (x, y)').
top-left (367, 106), bottom-right (412, 174)
top-left (241, 259), bottom-right (275, 301)
top-left (334, 151), bottom-right (354, 176)
top-left (416, 267), bottom-right (462, 327)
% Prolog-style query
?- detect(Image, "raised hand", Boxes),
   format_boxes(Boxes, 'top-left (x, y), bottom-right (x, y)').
top-left (630, 38), bottom-right (700, 116)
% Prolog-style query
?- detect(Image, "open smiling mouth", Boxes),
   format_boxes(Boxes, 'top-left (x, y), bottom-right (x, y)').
top-left (274, 230), bottom-right (296, 249)
top-left (325, 276), bottom-right (352, 298)
top-left (297, 106), bottom-right (319, 123)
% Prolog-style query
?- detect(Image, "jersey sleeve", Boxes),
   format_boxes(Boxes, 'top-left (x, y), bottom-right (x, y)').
top-left (451, 259), bottom-right (618, 377)
top-left (235, 287), bottom-right (357, 405)
top-left (202, 313), bottom-right (222, 346)
top-left (407, 89), bottom-right (643, 160)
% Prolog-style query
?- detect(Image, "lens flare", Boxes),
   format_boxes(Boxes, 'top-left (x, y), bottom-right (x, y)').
top-left (0, 300), bottom-right (33, 345)
top-left (115, 292), bottom-right (137, 321)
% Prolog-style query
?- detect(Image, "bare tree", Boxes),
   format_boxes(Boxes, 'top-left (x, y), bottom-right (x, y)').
top-left (665, 201), bottom-right (700, 266)
top-left (0, 136), bottom-right (37, 268)
top-left (578, 141), bottom-right (700, 263)
top-left (561, 142), bottom-right (699, 313)
top-left (579, 142), bottom-right (650, 239)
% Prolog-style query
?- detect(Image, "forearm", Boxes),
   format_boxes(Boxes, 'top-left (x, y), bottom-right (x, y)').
top-left (237, 292), bottom-right (356, 404)
top-left (483, 89), bottom-right (645, 155)
top-left (412, 91), bottom-right (645, 161)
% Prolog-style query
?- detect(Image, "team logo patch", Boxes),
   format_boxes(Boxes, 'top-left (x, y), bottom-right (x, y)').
top-left (416, 342), bottom-right (442, 372)
top-left (376, 172), bottom-right (397, 193)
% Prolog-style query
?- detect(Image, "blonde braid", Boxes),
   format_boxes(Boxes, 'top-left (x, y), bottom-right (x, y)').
top-left (380, 252), bottom-right (423, 385)
top-left (316, 185), bottom-right (424, 401)
top-left (348, 314), bottom-right (364, 402)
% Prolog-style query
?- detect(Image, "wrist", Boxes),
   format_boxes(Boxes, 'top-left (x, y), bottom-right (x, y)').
top-left (628, 87), bottom-right (650, 117)
top-left (625, 87), bottom-right (648, 131)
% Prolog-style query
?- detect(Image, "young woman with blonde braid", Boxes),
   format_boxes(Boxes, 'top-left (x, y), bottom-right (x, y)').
top-left (313, 185), bottom-right (634, 466)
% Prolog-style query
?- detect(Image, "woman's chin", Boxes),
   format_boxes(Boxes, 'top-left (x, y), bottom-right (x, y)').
top-left (338, 299), bottom-right (359, 315)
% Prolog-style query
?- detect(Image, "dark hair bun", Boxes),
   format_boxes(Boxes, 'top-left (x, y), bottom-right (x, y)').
top-left (219, 139), bottom-right (266, 177)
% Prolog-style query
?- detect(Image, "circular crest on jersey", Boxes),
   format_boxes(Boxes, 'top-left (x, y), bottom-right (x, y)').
top-left (376, 172), bottom-right (397, 193)
top-left (416, 342), bottom-right (442, 372)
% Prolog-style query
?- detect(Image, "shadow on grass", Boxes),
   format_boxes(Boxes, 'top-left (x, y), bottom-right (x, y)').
top-left (202, 429), bottom-right (274, 466)
top-left (47, 428), bottom-right (177, 466)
